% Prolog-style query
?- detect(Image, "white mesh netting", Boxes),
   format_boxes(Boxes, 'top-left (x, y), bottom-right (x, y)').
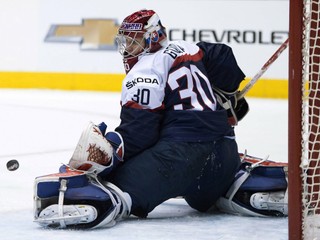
top-left (301, 0), bottom-right (320, 239)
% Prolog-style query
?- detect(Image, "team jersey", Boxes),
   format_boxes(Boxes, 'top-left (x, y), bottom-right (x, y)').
top-left (115, 40), bottom-right (245, 160)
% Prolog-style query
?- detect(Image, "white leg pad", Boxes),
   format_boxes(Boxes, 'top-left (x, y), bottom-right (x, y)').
top-left (250, 190), bottom-right (288, 215)
top-left (216, 197), bottom-right (266, 217)
top-left (35, 204), bottom-right (97, 228)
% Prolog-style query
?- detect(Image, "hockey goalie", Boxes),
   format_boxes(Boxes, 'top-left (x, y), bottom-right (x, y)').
top-left (33, 9), bottom-right (288, 229)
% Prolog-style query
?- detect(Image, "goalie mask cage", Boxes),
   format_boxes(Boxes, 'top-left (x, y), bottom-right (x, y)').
top-left (289, 0), bottom-right (320, 239)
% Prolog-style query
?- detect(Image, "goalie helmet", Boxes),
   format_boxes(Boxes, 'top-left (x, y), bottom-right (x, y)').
top-left (115, 9), bottom-right (167, 73)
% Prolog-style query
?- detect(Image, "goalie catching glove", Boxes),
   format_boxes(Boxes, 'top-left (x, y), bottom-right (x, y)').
top-left (69, 121), bottom-right (124, 177)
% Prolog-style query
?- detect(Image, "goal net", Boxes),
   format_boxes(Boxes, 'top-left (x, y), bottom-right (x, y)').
top-left (289, 0), bottom-right (320, 239)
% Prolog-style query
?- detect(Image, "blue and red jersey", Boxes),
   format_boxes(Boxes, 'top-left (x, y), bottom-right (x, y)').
top-left (115, 40), bottom-right (245, 160)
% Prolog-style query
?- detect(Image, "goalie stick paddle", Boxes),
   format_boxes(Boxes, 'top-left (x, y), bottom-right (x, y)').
top-left (236, 38), bottom-right (289, 100)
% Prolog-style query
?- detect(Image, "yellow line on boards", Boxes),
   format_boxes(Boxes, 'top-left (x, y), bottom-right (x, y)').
top-left (240, 78), bottom-right (288, 99)
top-left (0, 72), bottom-right (125, 92)
top-left (0, 72), bottom-right (288, 98)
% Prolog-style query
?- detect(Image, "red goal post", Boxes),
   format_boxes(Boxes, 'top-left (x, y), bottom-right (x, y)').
top-left (289, 0), bottom-right (320, 239)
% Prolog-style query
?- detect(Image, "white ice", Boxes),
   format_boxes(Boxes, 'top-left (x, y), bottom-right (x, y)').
top-left (0, 89), bottom-right (288, 240)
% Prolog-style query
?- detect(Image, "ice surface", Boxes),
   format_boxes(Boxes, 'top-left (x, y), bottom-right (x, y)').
top-left (0, 89), bottom-right (288, 240)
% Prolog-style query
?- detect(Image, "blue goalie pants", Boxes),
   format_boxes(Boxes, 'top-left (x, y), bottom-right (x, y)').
top-left (107, 137), bottom-right (240, 217)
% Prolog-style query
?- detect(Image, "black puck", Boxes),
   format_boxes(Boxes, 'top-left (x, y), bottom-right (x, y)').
top-left (7, 159), bottom-right (19, 171)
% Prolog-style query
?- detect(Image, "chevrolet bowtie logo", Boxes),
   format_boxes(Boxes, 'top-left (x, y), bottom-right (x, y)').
top-left (45, 19), bottom-right (119, 50)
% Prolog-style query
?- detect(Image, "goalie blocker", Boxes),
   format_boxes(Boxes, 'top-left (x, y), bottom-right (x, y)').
top-left (197, 41), bottom-right (249, 126)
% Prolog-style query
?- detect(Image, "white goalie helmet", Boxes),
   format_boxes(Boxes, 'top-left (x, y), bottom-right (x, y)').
top-left (115, 9), bottom-right (167, 73)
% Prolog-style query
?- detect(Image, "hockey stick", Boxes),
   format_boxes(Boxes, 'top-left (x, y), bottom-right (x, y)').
top-left (236, 38), bottom-right (289, 100)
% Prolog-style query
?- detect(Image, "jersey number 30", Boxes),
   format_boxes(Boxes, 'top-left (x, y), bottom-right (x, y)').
top-left (168, 64), bottom-right (217, 111)
top-left (132, 88), bottom-right (150, 105)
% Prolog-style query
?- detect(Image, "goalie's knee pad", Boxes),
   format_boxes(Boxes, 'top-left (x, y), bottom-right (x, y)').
top-left (69, 121), bottom-right (124, 177)
top-left (216, 153), bottom-right (288, 217)
top-left (33, 167), bottom-right (131, 229)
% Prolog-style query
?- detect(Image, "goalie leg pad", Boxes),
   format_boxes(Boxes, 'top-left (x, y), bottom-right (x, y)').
top-left (37, 204), bottom-right (98, 228)
top-left (250, 191), bottom-right (288, 215)
top-left (34, 168), bottom-right (132, 229)
top-left (216, 153), bottom-right (288, 217)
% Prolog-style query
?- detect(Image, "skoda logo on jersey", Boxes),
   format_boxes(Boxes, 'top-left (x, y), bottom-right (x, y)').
top-left (126, 77), bottom-right (160, 89)
top-left (45, 19), bottom-right (119, 50)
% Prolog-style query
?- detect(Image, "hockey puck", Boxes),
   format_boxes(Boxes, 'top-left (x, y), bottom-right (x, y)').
top-left (6, 159), bottom-right (19, 171)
